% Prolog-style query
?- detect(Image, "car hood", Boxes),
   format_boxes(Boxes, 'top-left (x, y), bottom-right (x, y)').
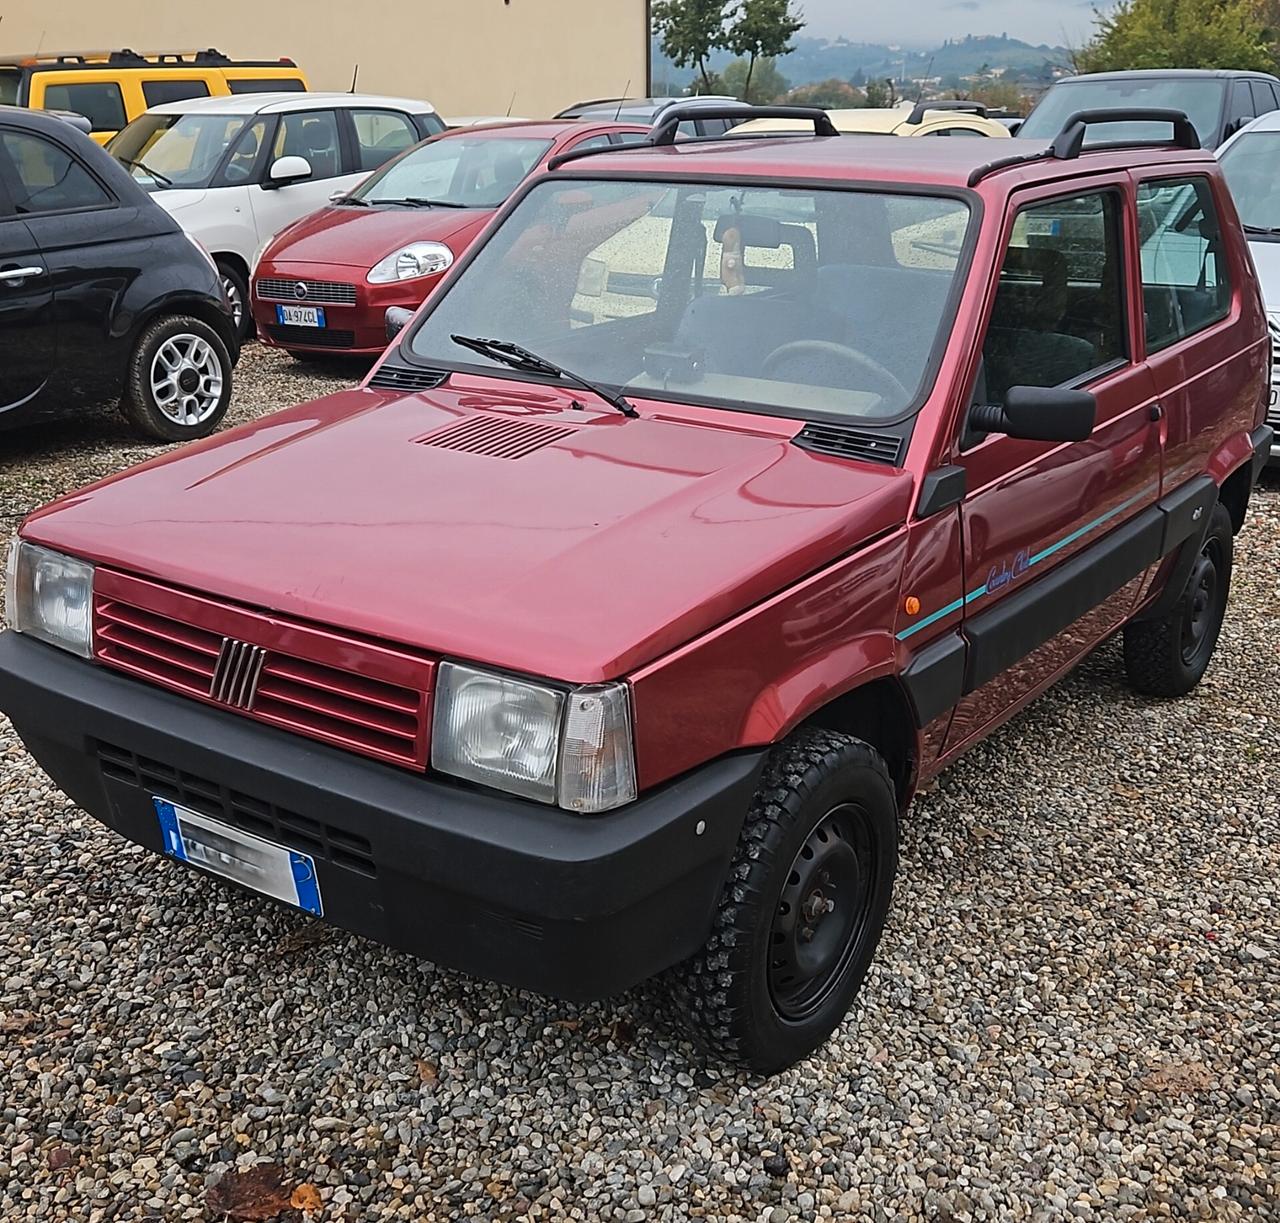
top-left (21, 380), bottom-right (912, 682)
top-left (1247, 239), bottom-right (1280, 313)
top-left (267, 205), bottom-right (494, 267)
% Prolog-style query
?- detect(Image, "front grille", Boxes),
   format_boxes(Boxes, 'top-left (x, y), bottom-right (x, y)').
top-left (266, 325), bottom-right (357, 349)
top-left (257, 277), bottom-right (358, 305)
top-left (93, 572), bottom-right (433, 770)
top-left (368, 365), bottom-right (450, 392)
top-left (792, 422), bottom-right (904, 466)
top-left (97, 743), bottom-right (377, 878)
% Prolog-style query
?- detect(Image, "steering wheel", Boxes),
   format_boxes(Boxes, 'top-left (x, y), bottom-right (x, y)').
top-left (761, 340), bottom-right (909, 407)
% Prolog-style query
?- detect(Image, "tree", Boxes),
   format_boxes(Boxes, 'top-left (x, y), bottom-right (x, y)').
top-left (864, 78), bottom-right (898, 108)
top-left (1077, 0), bottom-right (1276, 73)
top-left (724, 0), bottom-right (805, 104)
top-left (652, 0), bottom-right (732, 94)
top-left (722, 56), bottom-right (790, 103)
top-left (786, 79), bottom-right (867, 108)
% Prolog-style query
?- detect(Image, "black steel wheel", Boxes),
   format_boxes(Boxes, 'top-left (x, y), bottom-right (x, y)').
top-left (669, 728), bottom-right (899, 1074)
top-left (1124, 502), bottom-right (1233, 698)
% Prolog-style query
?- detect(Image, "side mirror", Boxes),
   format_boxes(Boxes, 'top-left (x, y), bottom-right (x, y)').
top-left (266, 155), bottom-right (312, 188)
top-left (1005, 119), bottom-right (1023, 136)
top-left (970, 386), bottom-right (1096, 443)
top-left (385, 306), bottom-right (415, 340)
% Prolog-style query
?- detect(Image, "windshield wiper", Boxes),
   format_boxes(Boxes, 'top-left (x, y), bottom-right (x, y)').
top-left (336, 194), bottom-right (370, 206)
top-left (116, 156), bottom-right (174, 188)
top-left (407, 197), bottom-right (471, 208)
top-left (1243, 223), bottom-right (1280, 235)
top-left (451, 334), bottom-right (638, 418)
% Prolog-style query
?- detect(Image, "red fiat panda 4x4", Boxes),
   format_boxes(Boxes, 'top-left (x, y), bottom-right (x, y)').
top-left (2, 105), bottom-right (1272, 1072)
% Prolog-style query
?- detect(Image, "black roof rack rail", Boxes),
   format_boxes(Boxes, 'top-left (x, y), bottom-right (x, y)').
top-left (547, 103), bottom-right (838, 171)
top-left (967, 106), bottom-right (1200, 186)
top-left (905, 99), bottom-right (988, 125)
top-left (1050, 107), bottom-right (1199, 158)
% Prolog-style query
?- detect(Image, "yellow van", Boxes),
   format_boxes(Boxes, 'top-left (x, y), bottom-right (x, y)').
top-left (0, 49), bottom-right (309, 143)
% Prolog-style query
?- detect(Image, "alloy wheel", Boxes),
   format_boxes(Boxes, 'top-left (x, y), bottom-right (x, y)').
top-left (150, 333), bottom-right (224, 428)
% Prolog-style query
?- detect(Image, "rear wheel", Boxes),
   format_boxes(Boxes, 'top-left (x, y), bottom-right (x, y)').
top-left (670, 728), bottom-right (898, 1073)
top-left (1123, 502), bottom-right (1232, 697)
top-left (120, 315), bottom-right (233, 442)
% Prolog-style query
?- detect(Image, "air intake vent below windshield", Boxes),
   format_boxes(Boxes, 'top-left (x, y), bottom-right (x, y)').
top-left (368, 365), bottom-right (449, 392)
top-left (792, 423), bottom-right (903, 467)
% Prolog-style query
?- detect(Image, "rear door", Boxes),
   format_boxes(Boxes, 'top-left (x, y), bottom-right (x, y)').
top-left (945, 176), bottom-right (1164, 752)
top-left (0, 147), bottom-right (54, 416)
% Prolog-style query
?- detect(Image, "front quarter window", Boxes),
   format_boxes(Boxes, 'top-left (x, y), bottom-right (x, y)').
top-left (407, 178), bottom-right (972, 422)
top-left (1220, 130), bottom-right (1280, 232)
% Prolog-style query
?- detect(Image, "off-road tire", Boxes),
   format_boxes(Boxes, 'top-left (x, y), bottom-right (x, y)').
top-left (670, 728), bottom-right (899, 1074)
top-left (1123, 502), bottom-right (1233, 697)
top-left (120, 315), bottom-right (233, 442)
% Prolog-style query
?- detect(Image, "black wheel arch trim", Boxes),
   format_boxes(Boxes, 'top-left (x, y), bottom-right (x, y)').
top-left (1250, 423), bottom-right (1275, 485)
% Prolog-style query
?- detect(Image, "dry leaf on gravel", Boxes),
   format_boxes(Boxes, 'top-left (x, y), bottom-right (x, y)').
top-left (1138, 1061), bottom-right (1214, 1095)
top-left (289, 1183), bottom-right (323, 1214)
top-left (206, 1163), bottom-right (293, 1221)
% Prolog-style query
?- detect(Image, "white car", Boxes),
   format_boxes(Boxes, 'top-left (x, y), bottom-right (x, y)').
top-left (108, 93), bottom-right (444, 334)
top-left (1218, 111), bottom-right (1280, 464)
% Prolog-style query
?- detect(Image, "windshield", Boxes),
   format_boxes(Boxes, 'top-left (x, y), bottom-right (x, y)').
top-left (354, 136), bottom-right (553, 208)
top-left (1220, 130), bottom-right (1280, 231)
top-left (1020, 79), bottom-right (1226, 147)
top-left (407, 178), bottom-right (972, 422)
top-left (0, 71), bottom-right (18, 107)
top-left (108, 113), bottom-right (251, 188)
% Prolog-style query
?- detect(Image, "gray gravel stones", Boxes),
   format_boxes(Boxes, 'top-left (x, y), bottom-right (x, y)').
top-left (1, 350), bottom-right (1278, 1220)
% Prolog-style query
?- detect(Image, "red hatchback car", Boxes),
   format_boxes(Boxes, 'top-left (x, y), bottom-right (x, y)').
top-left (251, 120), bottom-right (648, 357)
top-left (3, 106), bottom-right (1272, 1073)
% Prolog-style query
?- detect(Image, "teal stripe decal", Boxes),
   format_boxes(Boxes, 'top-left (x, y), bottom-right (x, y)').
top-left (896, 481), bottom-right (1159, 642)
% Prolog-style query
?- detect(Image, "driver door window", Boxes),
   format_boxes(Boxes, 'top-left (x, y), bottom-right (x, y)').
top-left (980, 191), bottom-right (1126, 406)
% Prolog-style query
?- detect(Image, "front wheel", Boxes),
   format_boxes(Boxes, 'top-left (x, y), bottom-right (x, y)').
top-left (1123, 501), bottom-right (1233, 697)
top-left (670, 728), bottom-right (899, 1074)
top-left (120, 315), bottom-right (233, 442)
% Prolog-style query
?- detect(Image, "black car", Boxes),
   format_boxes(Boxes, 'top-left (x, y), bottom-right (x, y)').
top-left (1019, 69), bottom-right (1280, 150)
top-left (0, 106), bottom-right (238, 441)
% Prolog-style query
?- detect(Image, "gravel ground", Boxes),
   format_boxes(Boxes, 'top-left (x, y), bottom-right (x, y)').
top-left (1, 347), bottom-right (1277, 1222)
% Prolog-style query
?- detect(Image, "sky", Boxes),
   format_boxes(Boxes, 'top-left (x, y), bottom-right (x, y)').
top-left (798, 0), bottom-right (1103, 49)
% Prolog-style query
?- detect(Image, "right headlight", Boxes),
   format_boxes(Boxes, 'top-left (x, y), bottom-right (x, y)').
top-left (5, 539), bottom-right (96, 659)
top-left (431, 662), bottom-right (637, 812)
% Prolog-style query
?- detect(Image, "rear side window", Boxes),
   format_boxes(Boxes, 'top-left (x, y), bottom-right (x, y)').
top-left (0, 71), bottom-right (19, 107)
top-left (981, 191), bottom-right (1126, 404)
top-left (1250, 80), bottom-right (1278, 116)
top-left (1136, 178), bottom-right (1232, 353)
top-left (142, 79), bottom-right (211, 107)
top-left (0, 129), bottom-right (112, 213)
top-left (40, 82), bottom-right (127, 133)
top-left (350, 109), bottom-right (419, 171)
top-left (227, 78), bottom-right (306, 94)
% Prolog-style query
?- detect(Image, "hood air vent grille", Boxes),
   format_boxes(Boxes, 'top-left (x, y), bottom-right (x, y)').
top-left (414, 414), bottom-right (577, 459)
top-left (792, 422), bottom-right (903, 467)
top-left (368, 365), bottom-right (450, 392)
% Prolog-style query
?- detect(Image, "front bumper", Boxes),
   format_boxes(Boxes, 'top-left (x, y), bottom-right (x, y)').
top-left (251, 264), bottom-right (442, 355)
top-left (0, 632), bottom-right (765, 1000)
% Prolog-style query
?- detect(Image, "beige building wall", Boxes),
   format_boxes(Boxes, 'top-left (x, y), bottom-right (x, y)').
top-left (2, 0), bottom-right (651, 119)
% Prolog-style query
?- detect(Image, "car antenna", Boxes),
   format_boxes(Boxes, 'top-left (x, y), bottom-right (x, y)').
top-left (915, 57), bottom-right (933, 103)
top-left (349, 63), bottom-right (359, 93)
top-left (613, 81), bottom-right (631, 122)
top-left (506, 90), bottom-right (517, 117)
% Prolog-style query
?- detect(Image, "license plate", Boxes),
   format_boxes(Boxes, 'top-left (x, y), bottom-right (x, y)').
top-left (275, 304), bottom-right (326, 327)
top-left (154, 798), bottom-right (323, 916)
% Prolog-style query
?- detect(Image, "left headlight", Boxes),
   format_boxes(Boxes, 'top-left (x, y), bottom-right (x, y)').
top-left (431, 662), bottom-right (637, 812)
top-left (5, 540), bottom-right (95, 658)
top-left (368, 242), bottom-right (454, 284)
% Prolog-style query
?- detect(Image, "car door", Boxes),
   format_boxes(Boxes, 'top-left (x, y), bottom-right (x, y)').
top-left (246, 108), bottom-right (350, 246)
top-left (0, 156), bottom-right (54, 416)
top-left (1, 125), bottom-right (142, 385)
top-left (944, 178), bottom-right (1164, 753)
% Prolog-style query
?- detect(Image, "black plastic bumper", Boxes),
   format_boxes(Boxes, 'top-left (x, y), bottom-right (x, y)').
top-left (1251, 423), bottom-right (1276, 475)
top-left (0, 632), bottom-right (765, 1000)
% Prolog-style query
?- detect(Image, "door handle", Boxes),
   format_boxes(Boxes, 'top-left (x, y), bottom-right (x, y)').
top-left (0, 266), bottom-right (44, 285)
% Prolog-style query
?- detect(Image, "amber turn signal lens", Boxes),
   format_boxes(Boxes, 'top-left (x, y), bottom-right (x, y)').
top-left (904, 596), bottom-right (921, 616)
